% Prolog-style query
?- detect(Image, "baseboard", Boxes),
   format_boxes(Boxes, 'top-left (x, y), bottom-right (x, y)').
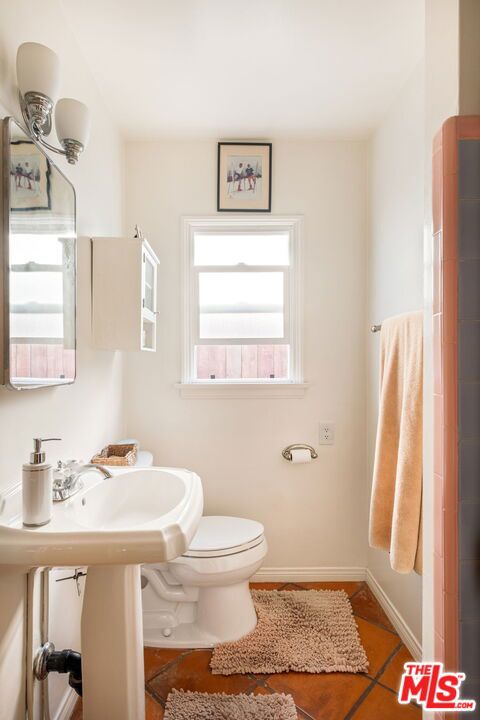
top-left (365, 569), bottom-right (422, 661)
top-left (53, 686), bottom-right (78, 720)
top-left (252, 566), bottom-right (367, 583)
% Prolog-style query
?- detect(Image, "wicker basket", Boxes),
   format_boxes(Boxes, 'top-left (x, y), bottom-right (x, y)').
top-left (91, 443), bottom-right (138, 466)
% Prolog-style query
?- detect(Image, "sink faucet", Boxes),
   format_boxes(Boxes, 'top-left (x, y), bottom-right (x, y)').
top-left (53, 462), bottom-right (113, 502)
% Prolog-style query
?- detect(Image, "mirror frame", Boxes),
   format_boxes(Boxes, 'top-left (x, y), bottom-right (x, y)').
top-left (0, 117), bottom-right (77, 390)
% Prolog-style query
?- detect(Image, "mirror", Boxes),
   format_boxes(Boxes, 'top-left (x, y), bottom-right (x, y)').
top-left (1, 118), bottom-right (76, 389)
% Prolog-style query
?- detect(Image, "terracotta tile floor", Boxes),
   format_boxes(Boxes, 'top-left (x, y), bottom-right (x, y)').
top-left (72, 581), bottom-right (420, 719)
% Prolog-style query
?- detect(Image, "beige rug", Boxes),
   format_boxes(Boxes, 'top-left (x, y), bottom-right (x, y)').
top-left (164, 689), bottom-right (297, 719)
top-left (210, 589), bottom-right (368, 675)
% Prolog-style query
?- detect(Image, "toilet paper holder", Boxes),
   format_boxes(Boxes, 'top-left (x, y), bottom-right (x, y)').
top-left (282, 443), bottom-right (318, 461)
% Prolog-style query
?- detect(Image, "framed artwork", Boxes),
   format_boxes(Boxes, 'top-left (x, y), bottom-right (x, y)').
top-left (9, 140), bottom-right (51, 211)
top-left (217, 142), bottom-right (272, 212)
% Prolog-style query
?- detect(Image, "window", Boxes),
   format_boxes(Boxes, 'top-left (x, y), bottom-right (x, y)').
top-left (181, 217), bottom-right (304, 396)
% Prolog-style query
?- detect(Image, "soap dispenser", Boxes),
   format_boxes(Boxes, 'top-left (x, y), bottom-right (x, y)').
top-left (23, 437), bottom-right (60, 527)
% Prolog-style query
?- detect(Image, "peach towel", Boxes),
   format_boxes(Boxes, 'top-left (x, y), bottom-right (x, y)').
top-left (369, 311), bottom-right (423, 574)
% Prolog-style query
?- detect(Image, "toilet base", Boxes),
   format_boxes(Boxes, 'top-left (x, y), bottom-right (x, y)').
top-left (143, 579), bottom-right (258, 648)
top-left (143, 622), bottom-right (219, 648)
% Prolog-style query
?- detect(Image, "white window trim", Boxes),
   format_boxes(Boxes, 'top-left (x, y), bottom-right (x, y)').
top-left (177, 215), bottom-right (307, 398)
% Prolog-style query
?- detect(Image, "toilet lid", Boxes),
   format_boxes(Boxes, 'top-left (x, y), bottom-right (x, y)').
top-left (183, 516), bottom-right (264, 558)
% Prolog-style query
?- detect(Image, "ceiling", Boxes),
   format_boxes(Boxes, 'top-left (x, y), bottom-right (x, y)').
top-left (60, 0), bottom-right (424, 139)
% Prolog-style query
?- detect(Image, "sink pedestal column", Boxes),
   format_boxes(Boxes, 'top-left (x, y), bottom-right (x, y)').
top-left (81, 565), bottom-right (145, 720)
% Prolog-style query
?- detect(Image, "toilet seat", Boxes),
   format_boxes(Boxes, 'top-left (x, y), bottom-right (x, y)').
top-left (183, 516), bottom-right (264, 558)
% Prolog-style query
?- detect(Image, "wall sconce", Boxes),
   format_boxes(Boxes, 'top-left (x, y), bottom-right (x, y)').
top-left (16, 42), bottom-right (90, 165)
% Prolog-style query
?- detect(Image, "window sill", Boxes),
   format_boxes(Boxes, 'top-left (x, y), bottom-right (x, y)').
top-left (175, 382), bottom-right (309, 399)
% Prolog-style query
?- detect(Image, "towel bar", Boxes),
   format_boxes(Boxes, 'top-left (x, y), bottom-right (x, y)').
top-left (282, 444), bottom-right (318, 461)
top-left (371, 324), bottom-right (382, 333)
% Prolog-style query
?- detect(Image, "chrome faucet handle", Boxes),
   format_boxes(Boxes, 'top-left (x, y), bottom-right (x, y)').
top-left (55, 460), bottom-right (71, 475)
top-left (52, 459), bottom-right (80, 501)
top-left (53, 462), bottom-right (112, 502)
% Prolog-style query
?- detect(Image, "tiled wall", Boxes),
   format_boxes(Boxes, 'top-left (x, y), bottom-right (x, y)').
top-left (432, 118), bottom-right (459, 683)
top-left (458, 131), bottom-right (480, 708)
top-left (433, 116), bottom-right (480, 715)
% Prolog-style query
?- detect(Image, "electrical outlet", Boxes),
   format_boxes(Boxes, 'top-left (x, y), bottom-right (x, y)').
top-left (319, 422), bottom-right (335, 445)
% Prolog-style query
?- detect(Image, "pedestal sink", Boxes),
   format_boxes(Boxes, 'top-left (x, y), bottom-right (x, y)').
top-left (0, 466), bottom-right (203, 720)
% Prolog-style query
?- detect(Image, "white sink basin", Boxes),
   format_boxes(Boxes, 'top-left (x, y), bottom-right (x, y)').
top-left (0, 466), bottom-right (203, 566)
top-left (67, 470), bottom-right (188, 530)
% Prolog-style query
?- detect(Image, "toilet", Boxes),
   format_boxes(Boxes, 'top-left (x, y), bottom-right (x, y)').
top-left (128, 447), bottom-right (267, 647)
top-left (142, 515), bottom-right (267, 647)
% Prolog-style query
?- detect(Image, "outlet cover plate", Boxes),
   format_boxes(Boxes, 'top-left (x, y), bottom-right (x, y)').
top-left (319, 422), bottom-right (335, 445)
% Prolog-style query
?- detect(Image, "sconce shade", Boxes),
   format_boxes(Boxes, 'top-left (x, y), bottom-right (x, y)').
top-left (55, 98), bottom-right (91, 148)
top-left (16, 42), bottom-right (61, 102)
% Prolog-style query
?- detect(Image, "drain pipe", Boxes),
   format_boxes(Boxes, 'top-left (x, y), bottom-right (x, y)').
top-left (34, 643), bottom-right (82, 697)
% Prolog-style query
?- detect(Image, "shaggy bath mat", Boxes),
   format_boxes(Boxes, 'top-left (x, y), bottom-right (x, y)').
top-left (210, 589), bottom-right (368, 675)
top-left (164, 689), bottom-right (297, 719)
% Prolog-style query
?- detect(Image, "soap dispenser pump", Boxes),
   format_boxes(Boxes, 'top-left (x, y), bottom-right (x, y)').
top-left (23, 437), bottom-right (61, 527)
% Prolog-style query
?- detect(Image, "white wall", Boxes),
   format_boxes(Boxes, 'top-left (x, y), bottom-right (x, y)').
top-left (366, 63), bottom-right (425, 646)
top-left (0, 3), bottom-right (125, 718)
top-left (0, 3), bottom-right (126, 493)
top-left (124, 138), bottom-right (368, 571)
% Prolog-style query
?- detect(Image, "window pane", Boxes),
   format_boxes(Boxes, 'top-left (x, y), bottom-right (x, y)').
top-left (194, 233), bottom-right (289, 266)
top-left (11, 272), bottom-right (63, 306)
top-left (10, 313), bottom-right (63, 339)
top-left (10, 344), bottom-right (74, 380)
top-left (195, 345), bottom-right (289, 380)
top-left (199, 272), bottom-right (284, 339)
